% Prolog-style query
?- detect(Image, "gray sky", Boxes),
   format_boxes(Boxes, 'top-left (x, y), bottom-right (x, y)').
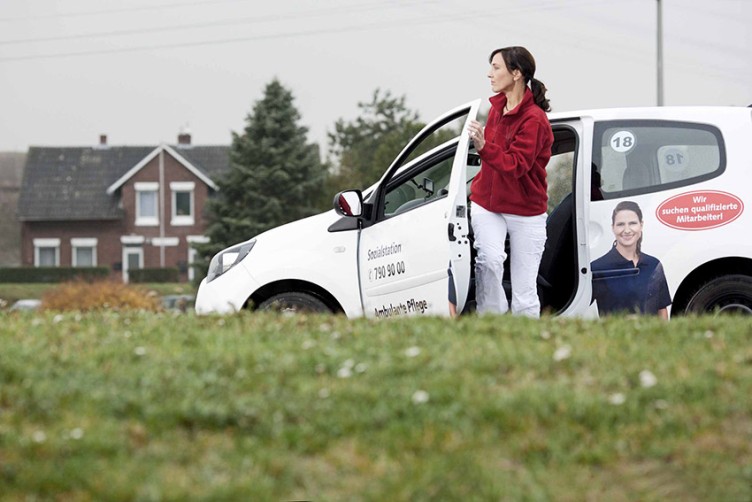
top-left (0, 0), bottom-right (749, 155)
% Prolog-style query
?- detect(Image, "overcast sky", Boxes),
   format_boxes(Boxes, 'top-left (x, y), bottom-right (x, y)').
top-left (0, 0), bottom-right (749, 155)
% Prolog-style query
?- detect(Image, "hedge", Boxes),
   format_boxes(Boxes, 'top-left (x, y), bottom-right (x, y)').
top-left (0, 267), bottom-right (110, 283)
top-left (128, 267), bottom-right (180, 284)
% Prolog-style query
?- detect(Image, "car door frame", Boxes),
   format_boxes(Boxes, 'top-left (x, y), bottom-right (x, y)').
top-left (357, 100), bottom-right (480, 316)
top-left (550, 116), bottom-right (599, 318)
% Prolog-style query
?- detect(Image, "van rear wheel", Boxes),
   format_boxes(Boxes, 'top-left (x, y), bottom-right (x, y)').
top-left (258, 292), bottom-right (332, 314)
top-left (684, 275), bottom-right (752, 315)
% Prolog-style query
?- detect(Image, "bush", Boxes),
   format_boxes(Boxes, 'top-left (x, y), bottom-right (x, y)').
top-left (41, 280), bottom-right (161, 312)
top-left (0, 267), bottom-right (109, 283)
top-left (129, 268), bottom-right (179, 283)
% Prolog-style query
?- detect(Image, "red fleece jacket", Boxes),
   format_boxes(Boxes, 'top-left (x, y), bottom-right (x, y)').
top-left (469, 89), bottom-right (553, 216)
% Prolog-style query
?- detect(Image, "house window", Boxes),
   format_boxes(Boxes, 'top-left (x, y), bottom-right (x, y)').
top-left (33, 238), bottom-right (60, 267)
top-left (135, 182), bottom-right (159, 226)
top-left (171, 181), bottom-right (195, 226)
top-left (71, 238), bottom-right (98, 267)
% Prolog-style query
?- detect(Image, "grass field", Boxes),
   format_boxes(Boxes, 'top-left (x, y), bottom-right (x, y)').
top-left (1, 312), bottom-right (750, 500)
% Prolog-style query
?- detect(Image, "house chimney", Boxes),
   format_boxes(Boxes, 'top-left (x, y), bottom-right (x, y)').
top-left (99, 134), bottom-right (107, 146)
top-left (177, 125), bottom-right (191, 147)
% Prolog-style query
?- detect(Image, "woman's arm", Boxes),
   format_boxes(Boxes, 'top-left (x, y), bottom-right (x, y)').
top-left (476, 119), bottom-right (548, 179)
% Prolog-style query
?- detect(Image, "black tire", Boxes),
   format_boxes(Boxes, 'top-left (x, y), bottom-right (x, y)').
top-left (257, 292), bottom-right (332, 314)
top-left (684, 274), bottom-right (752, 315)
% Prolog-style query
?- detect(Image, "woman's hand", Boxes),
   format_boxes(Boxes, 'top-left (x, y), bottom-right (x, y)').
top-left (467, 120), bottom-right (485, 151)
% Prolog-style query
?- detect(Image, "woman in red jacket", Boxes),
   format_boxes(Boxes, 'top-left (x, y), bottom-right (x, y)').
top-left (467, 46), bottom-right (554, 317)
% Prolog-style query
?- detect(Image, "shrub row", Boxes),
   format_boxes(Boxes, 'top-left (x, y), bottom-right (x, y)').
top-left (0, 266), bottom-right (181, 284)
top-left (129, 267), bottom-right (180, 283)
top-left (0, 267), bottom-right (109, 283)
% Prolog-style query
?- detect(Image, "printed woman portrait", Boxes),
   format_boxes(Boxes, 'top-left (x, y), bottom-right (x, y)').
top-left (591, 200), bottom-right (672, 319)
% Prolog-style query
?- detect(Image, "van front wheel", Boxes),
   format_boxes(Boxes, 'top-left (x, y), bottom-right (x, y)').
top-left (684, 275), bottom-right (752, 315)
top-left (257, 292), bottom-right (332, 314)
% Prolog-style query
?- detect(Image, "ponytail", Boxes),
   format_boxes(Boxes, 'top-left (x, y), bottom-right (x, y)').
top-left (529, 77), bottom-right (551, 112)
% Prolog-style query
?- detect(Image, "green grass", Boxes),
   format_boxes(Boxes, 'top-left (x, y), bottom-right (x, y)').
top-left (1, 312), bottom-right (750, 500)
top-left (0, 283), bottom-right (194, 305)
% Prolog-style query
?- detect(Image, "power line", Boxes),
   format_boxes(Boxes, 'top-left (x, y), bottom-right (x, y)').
top-left (0, 0), bottom-right (620, 47)
top-left (0, 8), bottom-right (488, 62)
top-left (454, 0), bottom-right (751, 82)
top-left (0, 1), bottom-right (422, 46)
top-left (0, 0), bottom-right (608, 59)
top-left (0, 0), bottom-right (250, 23)
top-left (1, 0), bottom-right (747, 85)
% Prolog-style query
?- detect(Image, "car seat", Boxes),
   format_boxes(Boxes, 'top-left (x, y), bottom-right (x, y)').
top-left (537, 192), bottom-right (576, 311)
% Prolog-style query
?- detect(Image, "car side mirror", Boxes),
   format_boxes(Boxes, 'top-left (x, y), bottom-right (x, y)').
top-left (333, 190), bottom-right (363, 217)
top-left (423, 177), bottom-right (434, 197)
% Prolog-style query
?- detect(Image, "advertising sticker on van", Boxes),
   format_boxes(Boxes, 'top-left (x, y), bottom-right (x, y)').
top-left (656, 191), bottom-right (744, 230)
top-left (374, 298), bottom-right (429, 318)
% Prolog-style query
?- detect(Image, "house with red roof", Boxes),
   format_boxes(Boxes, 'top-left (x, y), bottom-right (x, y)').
top-left (17, 133), bottom-right (230, 282)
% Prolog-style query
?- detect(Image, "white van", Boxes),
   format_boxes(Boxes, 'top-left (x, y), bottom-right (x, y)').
top-left (195, 101), bottom-right (752, 317)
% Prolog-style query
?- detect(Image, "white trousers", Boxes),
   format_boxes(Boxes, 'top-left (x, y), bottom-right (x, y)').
top-left (471, 203), bottom-right (547, 317)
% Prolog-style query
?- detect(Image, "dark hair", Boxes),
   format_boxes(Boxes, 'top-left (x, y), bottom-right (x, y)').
top-left (490, 46), bottom-right (551, 112)
top-left (611, 200), bottom-right (643, 254)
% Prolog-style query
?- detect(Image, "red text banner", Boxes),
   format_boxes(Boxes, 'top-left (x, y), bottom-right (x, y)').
top-left (656, 191), bottom-right (744, 230)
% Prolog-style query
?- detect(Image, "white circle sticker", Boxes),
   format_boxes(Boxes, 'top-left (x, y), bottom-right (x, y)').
top-left (609, 130), bottom-right (635, 153)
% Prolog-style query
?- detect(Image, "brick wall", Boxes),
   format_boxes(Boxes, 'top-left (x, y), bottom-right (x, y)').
top-left (21, 220), bottom-right (126, 279)
top-left (119, 150), bottom-right (212, 281)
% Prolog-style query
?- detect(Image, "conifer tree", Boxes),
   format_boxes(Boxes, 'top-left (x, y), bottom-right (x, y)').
top-left (194, 79), bottom-right (325, 275)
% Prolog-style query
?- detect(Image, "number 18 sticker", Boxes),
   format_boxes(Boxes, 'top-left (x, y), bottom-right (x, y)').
top-left (610, 130), bottom-right (635, 153)
top-left (659, 146), bottom-right (688, 172)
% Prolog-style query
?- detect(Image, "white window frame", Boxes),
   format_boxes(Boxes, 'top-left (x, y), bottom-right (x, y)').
top-left (152, 237), bottom-right (179, 247)
top-left (187, 235), bottom-right (210, 282)
top-left (120, 235), bottom-right (145, 245)
top-left (33, 238), bottom-right (60, 267)
top-left (170, 181), bottom-right (195, 226)
top-left (71, 238), bottom-right (98, 267)
top-left (135, 182), bottom-right (159, 227)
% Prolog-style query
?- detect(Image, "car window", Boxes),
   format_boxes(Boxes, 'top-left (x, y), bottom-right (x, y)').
top-left (375, 109), bottom-right (468, 219)
top-left (592, 120), bottom-right (725, 200)
top-left (384, 147), bottom-right (455, 217)
top-left (545, 126), bottom-right (578, 212)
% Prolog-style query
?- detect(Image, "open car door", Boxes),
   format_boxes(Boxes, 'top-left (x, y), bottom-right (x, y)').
top-left (357, 100), bottom-right (480, 317)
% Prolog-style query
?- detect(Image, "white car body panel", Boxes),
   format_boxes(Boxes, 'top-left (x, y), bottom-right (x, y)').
top-left (196, 104), bottom-right (752, 318)
top-left (196, 211), bottom-right (363, 317)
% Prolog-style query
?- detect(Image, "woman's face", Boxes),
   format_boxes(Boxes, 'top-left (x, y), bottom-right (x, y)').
top-left (612, 210), bottom-right (643, 249)
top-left (487, 53), bottom-right (518, 94)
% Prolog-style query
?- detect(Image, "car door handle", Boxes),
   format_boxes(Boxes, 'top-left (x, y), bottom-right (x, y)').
top-left (448, 222), bottom-right (456, 242)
